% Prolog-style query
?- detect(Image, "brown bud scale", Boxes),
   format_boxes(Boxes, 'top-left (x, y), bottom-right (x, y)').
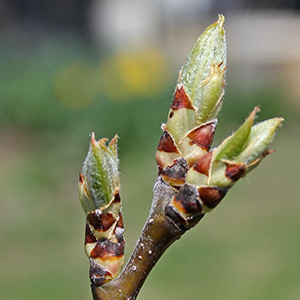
top-left (225, 164), bottom-right (246, 182)
top-left (79, 172), bottom-right (84, 183)
top-left (157, 131), bottom-right (179, 153)
top-left (186, 213), bottom-right (205, 228)
top-left (112, 191), bottom-right (121, 204)
top-left (87, 210), bottom-right (116, 232)
top-left (193, 152), bottom-right (213, 176)
top-left (187, 121), bottom-right (216, 150)
top-left (173, 184), bottom-right (202, 215)
top-left (89, 258), bottom-right (112, 286)
top-left (85, 223), bottom-right (97, 244)
top-left (171, 86), bottom-right (193, 110)
top-left (116, 211), bottom-right (124, 229)
top-left (90, 239), bottom-right (125, 260)
top-left (165, 205), bottom-right (187, 230)
top-left (198, 186), bottom-right (228, 209)
top-left (161, 157), bottom-right (189, 185)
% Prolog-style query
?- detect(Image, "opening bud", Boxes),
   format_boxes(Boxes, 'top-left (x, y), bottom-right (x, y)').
top-left (179, 14), bottom-right (226, 123)
top-left (79, 133), bottom-right (120, 214)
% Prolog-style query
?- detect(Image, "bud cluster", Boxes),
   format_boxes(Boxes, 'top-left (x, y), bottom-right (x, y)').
top-left (78, 15), bottom-right (284, 293)
top-left (155, 15), bottom-right (283, 230)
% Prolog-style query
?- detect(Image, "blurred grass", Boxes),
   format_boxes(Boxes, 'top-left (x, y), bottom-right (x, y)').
top-left (0, 38), bottom-right (299, 299)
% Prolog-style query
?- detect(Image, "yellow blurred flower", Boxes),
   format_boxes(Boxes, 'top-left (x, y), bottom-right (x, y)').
top-left (98, 47), bottom-right (169, 101)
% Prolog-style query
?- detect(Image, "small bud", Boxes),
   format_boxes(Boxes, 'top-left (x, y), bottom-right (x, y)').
top-left (156, 16), bottom-right (284, 217)
top-left (79, 133), bottom-right (120, 213)
top-left (184, 108), bottom-right (283, 211)
top-left (158, 15), bottom-right (227, 185)
top-left (209, 110), bottom-right (283, 188)
top-left (79, 133), bottom-right (125, 286)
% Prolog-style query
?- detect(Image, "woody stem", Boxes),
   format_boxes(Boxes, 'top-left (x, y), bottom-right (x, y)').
top-left (91, 178), bottom-right (187, 300)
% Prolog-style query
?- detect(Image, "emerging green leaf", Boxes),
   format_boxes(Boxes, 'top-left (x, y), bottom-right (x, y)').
top-left (215, 106), bottom-right (259, 161)
top-left (179, 14), bottom-right (226, 123)
top-left (79, 133), bottom-right (120, 214)
top-left (233, 117), bottom-right (284, 166)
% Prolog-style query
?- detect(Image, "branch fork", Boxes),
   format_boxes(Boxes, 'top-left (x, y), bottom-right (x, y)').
top-left (78, 15), bottom-right (283, 300)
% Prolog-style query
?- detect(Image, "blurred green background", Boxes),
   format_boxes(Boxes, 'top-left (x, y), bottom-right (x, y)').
top-left (1, 1), bottom-right (300, 299)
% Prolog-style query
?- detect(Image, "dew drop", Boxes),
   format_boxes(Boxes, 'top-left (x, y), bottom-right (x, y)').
top-left (138, 255), bottom-right (142, 260)
top-left (148, 250), bottom-right (152, 255)
top-left (148, 218), bottom-right (154, 224)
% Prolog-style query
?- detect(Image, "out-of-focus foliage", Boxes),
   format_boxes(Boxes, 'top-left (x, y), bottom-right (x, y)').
top-left (0, 40), bottom-right (173, 155)
top-left (0, 38), bottom-right (294, 154)
top-left (0, 11), bottom-right (299, 300)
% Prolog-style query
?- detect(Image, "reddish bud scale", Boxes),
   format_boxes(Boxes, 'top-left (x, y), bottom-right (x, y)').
top-left (79, 172), bottom-right (84, 183)
top-left (87, 211), bottom-right (115, 232)
top-left (115, 211), bottom-right (124, 229)
top-left (198, 186), bottom-right (228, 209)
top-left (85, 223), bottom-right (97, 244)
top-left (112, 192), bottom-right (121, 203)
top-left (193, 151), bottom-right (213, 176)
top-left (225, 164), bottom-right (246, 182)
top-left (171, 86), bottom-right (193, 110)
top-left (187, 121), bottom-right (216, 150)
top-left (157, 131), bottom-right (179, 153)
top-left (90, 239), bottom-right (125, 260)
top-left (84, 191), bottom-right (125, 287)
top-left (156, 130), bottom-right (181, 172)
